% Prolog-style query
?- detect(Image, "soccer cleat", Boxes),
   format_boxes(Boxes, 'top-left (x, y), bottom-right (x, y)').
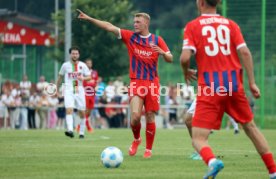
top-left (87, 127), bottom-right (93, 133)
top-left (189, 152), bottom-right (202, 160)
top-left (234, 129), bottom-right (239, 135)
top-left (203, 159), bottom-right (224, 179)
top-left (143, 149), bottom-right (152, 158)
top-left (65, 131), bottom-right (74, 138)
top-left (79, 135), bottom-right (85, 139)
top-left (270, 173), bottom-right (276, 179)
top-left (128, 138), bottom-right (141, 156)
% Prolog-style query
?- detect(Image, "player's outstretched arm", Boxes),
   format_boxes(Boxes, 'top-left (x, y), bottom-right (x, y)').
top-left (238, 46), bottom-right (260, 98)
top-left (77, 9), bottom-right (120, 37)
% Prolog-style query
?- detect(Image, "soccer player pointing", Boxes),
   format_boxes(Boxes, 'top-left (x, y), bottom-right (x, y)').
top-left (77, 9), bottom-right (173, 158)
top-left (180, 0), bottom-right (276, 178)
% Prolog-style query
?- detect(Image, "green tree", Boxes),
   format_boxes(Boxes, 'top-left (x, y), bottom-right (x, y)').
top-left (72, 0), bottom-right (134, 78)
top-left (52, 0), bottom-right (134, 78)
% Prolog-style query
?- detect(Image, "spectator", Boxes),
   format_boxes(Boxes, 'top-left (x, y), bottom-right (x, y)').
top-left (98, 92), bottom-right (109, 126)
top-left (20, 75), bottom-right (31, 97)
top-left (11, 83), bottom-right (21, 98)
top-left (19, 92), bottom-right (28, 130)
top-left (113, 76), bottom-right (124, 103)
top-left (37, 92), bottom-right (49, 129)
top-left (105, 81), bottom-right (115, 102)
top-left (36, 76), bottom-right (48, 94)
top-left (105, 98), bottom-right (118, 128)
top-left (7, 91), bottom-right (21, 129)
top-left (47, 94), bottom-right (58, 129)
top-left (28, 91), bottom-right (39, 129)
top-left (0, 90), bottom-right (9, 128)
top-left (96, 76), bottom-right (106, 97)
top-left (1, 90), bottom-right (13, 128)
top-left (56, 92), bottom-right (65, 130)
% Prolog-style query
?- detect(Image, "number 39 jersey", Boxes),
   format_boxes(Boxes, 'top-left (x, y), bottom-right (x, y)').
top-left (183, 14), bottom-right (246, 92)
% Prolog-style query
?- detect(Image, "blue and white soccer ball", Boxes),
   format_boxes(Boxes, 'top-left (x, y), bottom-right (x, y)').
top-left (101, 147), bottom-right (123, 168)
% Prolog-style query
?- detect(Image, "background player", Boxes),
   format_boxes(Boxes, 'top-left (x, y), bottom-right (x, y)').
top-left (180, 0), bottom-right (276, 178)
top-left (77, 9), bottom-right (173, 158)
top-left (56, 47), bottom-right (91, 139)
top-left (185, 98), bottom-right (239, 161)
top-left (76, 58), bottom-right (98, 133)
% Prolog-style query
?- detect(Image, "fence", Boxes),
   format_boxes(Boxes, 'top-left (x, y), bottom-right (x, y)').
top-left (0, 104), bottom-right (192, 130)
top-left (0, 0), bottom-right (275, 127)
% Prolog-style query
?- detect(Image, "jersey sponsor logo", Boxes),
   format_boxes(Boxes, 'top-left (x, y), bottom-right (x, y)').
top-left (68, 72), bottom-right (82, 79)
top-left (134, 48), bottom-right (152, 57)
top-left (146, 130), bottom-right (154, 135)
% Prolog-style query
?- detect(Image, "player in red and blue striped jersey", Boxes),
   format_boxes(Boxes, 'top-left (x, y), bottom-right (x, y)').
top-left (76, 58), bottom-right (98, 133)
top-left (77, 10), bottom-right (173, 158)
top-left (180, 0), bottom-right (276, 178)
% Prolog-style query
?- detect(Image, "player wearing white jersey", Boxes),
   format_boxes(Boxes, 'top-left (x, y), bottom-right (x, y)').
top-left (56, 47), bottom-right (91, 139)
top-left (185, 98), bottom-right (239, 160)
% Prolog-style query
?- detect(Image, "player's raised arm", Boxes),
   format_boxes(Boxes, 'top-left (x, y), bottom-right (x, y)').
top-left (77, 9), bottom-right (120, 37)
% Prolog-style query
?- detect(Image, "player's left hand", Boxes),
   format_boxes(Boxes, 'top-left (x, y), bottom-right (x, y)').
top-left (150, 44), bottom-right (165, 55)
top-left (249, 83), bottom-right (260, 99)
top-left (184, 69), bottom-right (197, 85)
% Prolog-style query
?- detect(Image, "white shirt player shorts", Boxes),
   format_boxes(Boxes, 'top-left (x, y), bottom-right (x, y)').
top-left (59, 61), bottom-right (90, 110)
top-left (187, 99), bottom-right (196, 115)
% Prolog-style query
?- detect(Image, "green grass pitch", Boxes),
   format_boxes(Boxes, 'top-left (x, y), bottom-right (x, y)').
top-left (1, 129), bottom-right (276, 179)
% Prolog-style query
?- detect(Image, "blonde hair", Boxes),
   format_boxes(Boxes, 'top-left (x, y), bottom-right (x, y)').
top-left (134, 12), bottom-right (151, 22)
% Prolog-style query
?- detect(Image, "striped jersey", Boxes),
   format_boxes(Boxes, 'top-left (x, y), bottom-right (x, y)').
top-left (83, 69), bottom-right (98, 96)
top-left (59, 61), bottom-right (90, 91)
top-left (183, 14), bottom-right (246, 92)
top-left (83, 69), bottom-right (98, 88)
top-left (119, 29), bottom-right (170, 81)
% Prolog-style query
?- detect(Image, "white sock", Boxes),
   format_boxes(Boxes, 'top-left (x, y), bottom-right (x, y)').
top-left (208, 158), bottom-right (217, 167)
top-left (229, 116), bottom-right (239, 130)
top-left (66, 114), bottom-right (73, 132)
top-left (79, 118), bottom-right (85, 135)
top-left (270, 173), bottom-right (276, 178)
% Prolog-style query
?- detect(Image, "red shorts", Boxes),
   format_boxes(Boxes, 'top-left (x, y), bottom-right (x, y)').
top-left (85, 96), bottom-right (95, 109)
top-left (129, 78), bottom-right (160, 112)
top-left (192, 91), bottom-right (253, 130)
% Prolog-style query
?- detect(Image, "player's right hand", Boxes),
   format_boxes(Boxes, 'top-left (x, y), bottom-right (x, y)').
top-left (184, 69), bottom-right (197, 85)
top-left (76, 9), bottom-right (89, 20)
top-left (249, 83), bottom-right (260, 99)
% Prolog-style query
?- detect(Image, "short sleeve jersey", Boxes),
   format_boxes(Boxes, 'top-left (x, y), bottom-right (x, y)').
top-left (119, 29), bottom-right (170, 81)
top-left (183, 14), bottom-right (246, 92)
top-left (59, 61), bottom-right (90, 89)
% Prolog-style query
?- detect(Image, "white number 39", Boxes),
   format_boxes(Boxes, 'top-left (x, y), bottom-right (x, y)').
top-left (202, 25), bottom-right (230, 56)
